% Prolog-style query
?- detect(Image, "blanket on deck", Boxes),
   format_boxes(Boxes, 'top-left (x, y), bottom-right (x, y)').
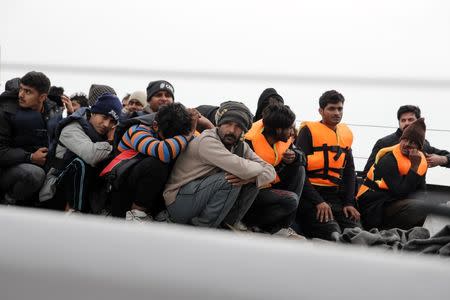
top-left (338, 225), bottom-right (450, 256)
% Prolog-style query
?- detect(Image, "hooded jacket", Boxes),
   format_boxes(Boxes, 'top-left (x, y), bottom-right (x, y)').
top-left (253, 88), bottom-right (284, 122)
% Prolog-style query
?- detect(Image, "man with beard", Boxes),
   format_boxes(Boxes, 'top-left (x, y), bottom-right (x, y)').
top-left (163, 101), bottom-right (276, 228)
top-left (40, 93), bottom-right (122, 213)
top-left (243, 103), bottom-right (305, 237)
top-left (363, 105), bottom-right (449, 177)
top-left (357, 118), bottom-right (428, 230)
top-left (295, 90), bottom-right (360, 240)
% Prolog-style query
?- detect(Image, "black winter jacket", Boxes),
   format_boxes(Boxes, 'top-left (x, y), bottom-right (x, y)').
top-left (0, 90), bottom-right (61, 167)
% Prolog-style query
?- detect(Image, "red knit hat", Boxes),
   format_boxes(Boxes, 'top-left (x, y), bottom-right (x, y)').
top-left (400, 117), bottom-right (426, 149)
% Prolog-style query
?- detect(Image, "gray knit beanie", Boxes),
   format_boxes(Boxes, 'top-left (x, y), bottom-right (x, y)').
top-left (88, 84), bottom-right (116, 106)
top-left (215, 101), bottom-right (253, 132)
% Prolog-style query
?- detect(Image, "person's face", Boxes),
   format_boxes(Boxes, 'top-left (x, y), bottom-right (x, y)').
top-left (148, 91), bottom-right (173, 112)
top-left (399, 112), bottom-right (417, 131)
top-left (18, 83), bottom-right (47, 110)
top-left (71, 100), bottom-right (81, 112)
top-left (274, 122), bottom-right (295, 143)
top-left (218, 121), bottom-right (243, 148)
top-left (127, 99), bottom-right (144, 113)
top-left (122, 98), bottom-right (129, 108)
top-left (89, 113), bottom-right (116, 135)
top-left (399, 138), bottom-right (419, 156)
top-left (319, 102), bottom-right (343, 128)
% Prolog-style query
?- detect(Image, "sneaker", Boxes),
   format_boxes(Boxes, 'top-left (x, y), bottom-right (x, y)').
top-left (273, 227), bottom-right (306, 240)
top-left (0, 194), bottom-right (16, 205)
top-left (65, 208), bottom-right (81, 216)
top-left (99, 209), bottom-right (112, 219)
top-left (225, 221), bottom-right (249, 233)
top-left (154, 210), bottom-right (172, 223)
top-left (125, 209), bottom-right (153, 223)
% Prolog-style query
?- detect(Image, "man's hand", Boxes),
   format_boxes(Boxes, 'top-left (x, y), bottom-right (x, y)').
top-left (282, 149), bottom-right (296, 165)
top-left (225, 173), bottom-right (255, 186)
top-left (426, 153), bottom-right (448, 168)
top-left (61, 95), bottom-right (74, 115)
top-left (185, 108), bottom-right (200, 139)
top-left (197, 114), bottom-right (215, 131)
top-left (107, 126), bottom-right (116, 143)
top-left (316, 202), bottom-right (333, 223)
top-left (408, 149), bottom-right (421, 172)
top-left (343, 205), bottom-right (360, 221)
top-left (31, 147), bottom-right (48, 166)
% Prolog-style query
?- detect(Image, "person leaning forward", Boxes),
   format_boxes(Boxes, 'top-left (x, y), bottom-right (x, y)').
top-left (357, 118), bottom-right (428, 230)
top-left (163, 101), bottom-right (276, 228)
top-left (295, 90), bottom-right (360, 241)
top-left (243, 103), bottom-right (305, 237)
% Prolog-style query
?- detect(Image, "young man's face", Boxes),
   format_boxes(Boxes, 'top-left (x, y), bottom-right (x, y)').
top-left (18, 83), bottom-right (47, 111)
top-left (274, 122), bottom-right (295, 143)
top-left (89, 113), bottom-right (116, 135)
top-left (399, 112), bottom-right (417, 131)
top-left (127, 99), bottom-right (144, 113)
top-left (319, 102), bottom-right (343, 128)
top-left (71, 100), bottom-right (81, 112)
top-left (148, 91), bottom-right (173, 112)
top-left (218, 121), bottom-right (243, 148)
top-left (399, 138), bottom-right (419, 156)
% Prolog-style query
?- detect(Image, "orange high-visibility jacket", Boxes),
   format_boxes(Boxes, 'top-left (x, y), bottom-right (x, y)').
top-left (356, 144), bottom-right (428, 199)
top-left (245, 120), bottom-right (292, 183)
top-left (302, 121), bottom-right (353, 187)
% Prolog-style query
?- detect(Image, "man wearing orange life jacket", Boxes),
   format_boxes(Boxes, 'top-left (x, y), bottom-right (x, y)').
top-left (243, 104), bottom-right (305, 237)
top-left (295, 90), bottom-right (360, 241)
top-left (357, 118), bottom-right (428, 230)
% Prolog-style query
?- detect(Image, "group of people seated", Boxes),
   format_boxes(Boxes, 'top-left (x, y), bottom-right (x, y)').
top-left (0, 71), bottom-right (449, 241)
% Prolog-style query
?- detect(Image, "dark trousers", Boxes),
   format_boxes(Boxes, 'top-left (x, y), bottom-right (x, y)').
top-left (298, 188), bottom-right (360, 240)
top-left (54, 158), bottom-right (99, 212)
top-left (275, 164), bottom-right (306, 198)
top-left (0, 163), bottom-right (45, 205)
top-left (382, 199), bottom-right (427, 230)
top-left (112, 156), bottom-right (170, 218)
top-left (244, 165), bottom-right (305, 233)
top-left (244, 188), bottom-right (299, 233)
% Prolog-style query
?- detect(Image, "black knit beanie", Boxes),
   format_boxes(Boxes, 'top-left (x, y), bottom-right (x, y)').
top-left (146, 80), bottom-right (174, 101)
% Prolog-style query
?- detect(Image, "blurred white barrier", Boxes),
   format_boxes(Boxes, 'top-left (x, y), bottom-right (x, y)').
top-left (0, 206), bottom-right (449, 300)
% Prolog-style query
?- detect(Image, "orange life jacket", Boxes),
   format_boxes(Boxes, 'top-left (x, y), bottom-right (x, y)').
top-left (245, 119), bottom-right (292, 183)
top-left (301, 121), bottom-right (353, 187)
top-left (356, 144), bottom-right (428, 199)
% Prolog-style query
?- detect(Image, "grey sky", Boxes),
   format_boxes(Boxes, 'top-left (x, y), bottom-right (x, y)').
top-left (1, 0), bottom-right (450, 184)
